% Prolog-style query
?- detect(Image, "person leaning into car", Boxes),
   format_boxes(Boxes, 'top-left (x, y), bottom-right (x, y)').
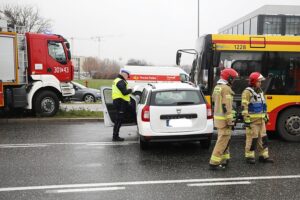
top-left (111, 68), bottom-right (133, 142)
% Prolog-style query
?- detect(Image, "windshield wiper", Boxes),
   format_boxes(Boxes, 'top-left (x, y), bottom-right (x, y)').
top-left (177, 102), bottom-right (195, 105)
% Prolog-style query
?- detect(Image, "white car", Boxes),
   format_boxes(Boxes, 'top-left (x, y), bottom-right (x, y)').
top-left (101, 83), bottom-right (214, 150)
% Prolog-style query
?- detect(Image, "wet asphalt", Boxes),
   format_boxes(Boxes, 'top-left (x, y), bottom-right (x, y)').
top-left (0, 121), bottom-right (299, 200)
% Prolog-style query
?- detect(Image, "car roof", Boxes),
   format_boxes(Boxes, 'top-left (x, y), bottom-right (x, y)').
top-left (146, 82), bottom-right (198, 91)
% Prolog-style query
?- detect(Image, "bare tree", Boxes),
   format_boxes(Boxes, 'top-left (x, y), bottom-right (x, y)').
top-left (93, 59), bottom-right (120, 79)
top-left (82, 57), bottom-right (100, 77)
top-left (1, 4), bottom-right (52, 33)
top-left (127, 58), bottom-right (150, 66)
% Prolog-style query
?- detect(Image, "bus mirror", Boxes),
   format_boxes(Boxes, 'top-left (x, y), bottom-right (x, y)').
top-left (213, 51), bottom-right (220, 67)
top-left (176, 51), bottom-right (182, 66)
top-left (198, 84), bottom-right (206, 91)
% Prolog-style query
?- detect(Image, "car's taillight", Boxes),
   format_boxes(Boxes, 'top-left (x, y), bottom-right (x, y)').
top-left (142, 105), bottom-right (150, 122)
top-left (206, 104), bottom-right (213, 119)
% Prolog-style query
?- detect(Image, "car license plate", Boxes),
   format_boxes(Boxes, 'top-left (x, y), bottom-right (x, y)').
top-left (166, 118), bottom-right (192, 128)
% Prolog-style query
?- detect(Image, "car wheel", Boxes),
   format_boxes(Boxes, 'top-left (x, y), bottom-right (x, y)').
top-left (200, 135), bottom-right (212, 149)
top-left (140, 138), bottom-right (149, 150)
top-left (278, 108), bottom-right (300, 142)
top-left (83, 94), bottom-right (95, 103)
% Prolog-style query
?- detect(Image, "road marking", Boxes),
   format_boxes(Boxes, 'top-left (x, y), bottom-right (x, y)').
top-left (46, 187), bottom-right (125, 193)
top-left (187, 181), bottom-right (251, 187)
top-left (0, 141), bottom-right (138, 148)
top-left (0, 144), bottom-right (49, 148)
top-left (0, 175), bottom-right (299, 192)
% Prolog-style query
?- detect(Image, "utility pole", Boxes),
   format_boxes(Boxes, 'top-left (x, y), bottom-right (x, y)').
top-left (197, 0), bottom-right (200, 38)
top-left (91, 36), bottom-right (102, 59)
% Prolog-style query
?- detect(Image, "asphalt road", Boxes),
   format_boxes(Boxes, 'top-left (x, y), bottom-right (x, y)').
top-left (0, 122), bottom-right (299, 200)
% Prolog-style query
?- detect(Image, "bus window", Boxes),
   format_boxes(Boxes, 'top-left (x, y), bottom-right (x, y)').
top-left (266, 53), bottom-right (300, 95)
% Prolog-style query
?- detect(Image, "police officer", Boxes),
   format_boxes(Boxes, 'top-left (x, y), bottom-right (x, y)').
top-left (112, 68), bottom-right (133, 142)
top-left (209, 68), bottom-right (239, 170)
top-left (242, 72), bottom-right (274, 164)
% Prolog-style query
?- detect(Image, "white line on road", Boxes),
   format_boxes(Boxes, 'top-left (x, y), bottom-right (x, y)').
top-left (0, 144), bottom-right (49, 148)
top-left (0, 141), bottom-right (138, 148)
top-left (46, 187), bottom-right (125, 193)
top-left (0, 175), bottom-right (299, 192)
top-left (187, 181), bottom-right (251, 187)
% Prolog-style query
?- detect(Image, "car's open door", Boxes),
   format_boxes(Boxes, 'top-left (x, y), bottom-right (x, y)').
top-left (101, 87), bottom-right (137, 127)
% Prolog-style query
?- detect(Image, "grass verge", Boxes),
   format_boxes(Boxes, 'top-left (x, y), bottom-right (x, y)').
top-left (74, 79), bottom-right (113, 90)
top-left (55, 109), bottom-right (103, 118)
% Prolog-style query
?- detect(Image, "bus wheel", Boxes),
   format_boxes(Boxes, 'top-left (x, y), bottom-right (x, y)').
top-left (34, 91), bottom-right (59, 117)
top-left (278, 108), bottom-right (300, 142)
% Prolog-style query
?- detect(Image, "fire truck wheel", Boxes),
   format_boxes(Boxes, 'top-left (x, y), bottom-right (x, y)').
top-left (34, 90), bottom-right (59, 117)
top-left (278, 108), bottom-right (300, 142)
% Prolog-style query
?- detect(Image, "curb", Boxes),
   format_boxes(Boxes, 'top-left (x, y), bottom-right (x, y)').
top-left (0, 118), bottom-right (104, 124)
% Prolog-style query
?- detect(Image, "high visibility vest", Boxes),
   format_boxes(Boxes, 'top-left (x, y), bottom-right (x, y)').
top-left (112, 78), bottom-right (130, 102)
top-left (245, 87), bottom-right (267, 119)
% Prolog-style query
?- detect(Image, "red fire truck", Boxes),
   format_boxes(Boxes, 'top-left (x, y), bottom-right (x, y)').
top-left (0, 22), bottom-right (74, 117)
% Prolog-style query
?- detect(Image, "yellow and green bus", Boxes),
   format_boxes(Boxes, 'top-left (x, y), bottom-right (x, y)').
top-left (177, 34), bottom-right (300, 142)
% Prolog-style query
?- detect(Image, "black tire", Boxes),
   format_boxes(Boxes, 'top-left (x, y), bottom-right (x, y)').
top-left (200, 134), bottom-right (212, 149)
top-left (277, 108), bottom-right (300, 142)
top-left (140, 138), bottom-right (149, 150)
top-left (34, 90), bottom-right (59, 117)
top-left (83, 94), bottom-right (95, 103)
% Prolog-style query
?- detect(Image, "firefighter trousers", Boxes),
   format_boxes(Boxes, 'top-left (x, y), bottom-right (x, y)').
top-left (245, 122), bottom-right (270, 159)
top-left (209, 126), bottom-right (232, 165)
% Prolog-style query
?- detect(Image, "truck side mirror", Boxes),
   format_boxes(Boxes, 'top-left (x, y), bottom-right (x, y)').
top-left (66, 42), bottom-right (70, 49)
top-left (176, 51), bottom-right (182, 66)
top-left (67, 50), bottom-right (72, 60)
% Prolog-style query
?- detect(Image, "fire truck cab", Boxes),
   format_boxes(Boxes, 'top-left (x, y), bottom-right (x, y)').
top-left (0, 20), bottom-right (74, 117)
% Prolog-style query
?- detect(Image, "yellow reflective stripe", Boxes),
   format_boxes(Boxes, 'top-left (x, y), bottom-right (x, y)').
top-left (260, 149), bottom-right (269, 158)
top-left (245, 151), bottom-right (255, 158)
top-left (225, 94), bottom-right (232, 99)
top-left (210, 155), bottom-right (222, 162)
top-left (222, 154), bottom-right (230, 160)
top-left (214, 115), bottom-right (226, 120)
top-left (249, 113), bottom-right (265, 118)
top-left (242, 100), bottom-right (249, 104)
top-left (226, 114), bottom-right (233, 119)
top-left (242, 110), bottom-right (248, 115)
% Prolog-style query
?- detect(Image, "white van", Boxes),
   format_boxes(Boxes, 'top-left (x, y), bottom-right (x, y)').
top-left (124, 65), bottom-right (190, 94)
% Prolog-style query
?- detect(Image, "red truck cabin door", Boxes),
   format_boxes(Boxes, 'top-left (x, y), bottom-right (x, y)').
top-left (46, 40), bottom-right (72, 82)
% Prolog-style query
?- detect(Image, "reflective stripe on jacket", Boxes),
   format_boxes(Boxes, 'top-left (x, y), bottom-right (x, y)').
top-left (112, 78), bottom-right (130, 102)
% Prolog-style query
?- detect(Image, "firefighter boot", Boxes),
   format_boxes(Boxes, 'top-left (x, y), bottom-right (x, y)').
top-left (259, 156), bottom-right (274, 163)
top-left (112, 136), bottom-right (125, 142)
top-left (222, 159), bottom-right (230, 167)
top-left (246, 157), bottom-right (256, 164)
top-left (209, 164), bottom-right (226, 170)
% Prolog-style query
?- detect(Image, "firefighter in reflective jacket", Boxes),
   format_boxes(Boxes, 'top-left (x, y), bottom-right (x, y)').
top-left (209, 68), bottom-right (239, 170)
top-left (112, 68), bottom-right (133, 142)
top-left (242, 72), bottom-right (274, 164)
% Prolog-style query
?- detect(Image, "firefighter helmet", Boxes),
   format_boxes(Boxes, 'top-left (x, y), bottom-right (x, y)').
top-left (249, 72), bottom-right (265, 86)
top-left (220, 68), bottom-right (239, 83)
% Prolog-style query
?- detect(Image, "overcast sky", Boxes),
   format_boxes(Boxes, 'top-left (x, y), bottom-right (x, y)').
top-left (1, 0), bottom-right (300, 65)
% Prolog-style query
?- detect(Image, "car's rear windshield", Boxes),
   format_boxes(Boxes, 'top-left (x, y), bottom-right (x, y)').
top-left (150, 90), bottom-right (205, 106)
